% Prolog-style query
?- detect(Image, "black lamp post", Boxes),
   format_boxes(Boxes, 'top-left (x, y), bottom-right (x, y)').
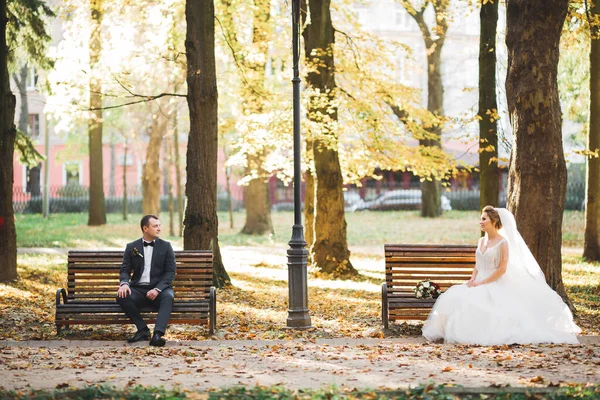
top-left (286, 0), bottom-right (311, 329)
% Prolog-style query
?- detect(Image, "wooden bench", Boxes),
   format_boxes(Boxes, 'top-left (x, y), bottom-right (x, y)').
top-left (382, 244), bottom-right (476, 327)
top-left (56, 250), bottom-right (216, 335)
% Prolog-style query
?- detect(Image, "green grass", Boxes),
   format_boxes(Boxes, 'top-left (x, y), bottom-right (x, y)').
top-left (1, 384), bottom-right (599, 400)
top-left (15, 210), bottom-right (585, 250)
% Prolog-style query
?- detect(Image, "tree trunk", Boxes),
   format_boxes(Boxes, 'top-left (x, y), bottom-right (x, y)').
top-left (109, 141), bottom-right (116, 196)
top-left (0, 0), bottom-right (18, 282)
top-left (142, 113), bottom-right (166, 216)
top-left (300, 0), bottom-right (313, 261)
top-left (13, 65), bottom-right (42, 197)
top-left (478, 0), bottom-right (499, 210)
top-left (241, 154), bottom-right (273, 235)
top-left (584, 2), bottom-right (600, 261)
top-left (226, 0), bottom-right (273, 236)
top-left (223, 147), bottom-right (234, 229)
top-left (122, 137), bottom-right (128, 220)
top-left (14, 65), bottom-right (28, 136)
top-left (173, 106), bottom-right (184, 236)
top-left (400, 2), bottom-right (448, 218)
top-left (88, 0), bottom-right (106, 226)
top-left (303, 0), bottom-right (356, 277)
top-left (166, 136), bottom-right (175, 237)
top-left (505, 0), bottom-right (570, 303)
top-left (303, 168), bottom-right (315, 260)
top-left (420, 33), bottom-right (444, 217)
top-left (185, 0), bottom-right (230, 287)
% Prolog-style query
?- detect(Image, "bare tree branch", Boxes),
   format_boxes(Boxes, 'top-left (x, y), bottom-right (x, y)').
top-left (334, 28), bottom-right (362, 72)
top-left (214, 14), bottom-right (267, 100)
top-left (384, 95), bottom-right (409, 121)
top-left (87, 92), bottom-right (185, 111)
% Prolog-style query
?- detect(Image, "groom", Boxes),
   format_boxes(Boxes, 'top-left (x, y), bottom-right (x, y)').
top-left (117, 215), bottom-right (176, 346)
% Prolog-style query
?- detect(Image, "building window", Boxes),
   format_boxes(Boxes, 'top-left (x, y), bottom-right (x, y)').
top-left (395, 10), bottom-right (403, 25)
top-left (396, 10), bottom-right (412, 28)
top-left (64, 162), bottom-right (81, 186)
top-left (28, 114), bottom-right (40, 137)
top-left (26, 67), bottom-right (38, 90)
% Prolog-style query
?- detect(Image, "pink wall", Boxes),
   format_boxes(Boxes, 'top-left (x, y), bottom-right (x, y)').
top-left (13, 141), bottom-right (245, 202)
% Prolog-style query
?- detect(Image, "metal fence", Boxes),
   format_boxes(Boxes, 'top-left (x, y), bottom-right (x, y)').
top-left (340, 181), bottom-right (585, 212)
top-left (13, 180), bottom-right (585, 214)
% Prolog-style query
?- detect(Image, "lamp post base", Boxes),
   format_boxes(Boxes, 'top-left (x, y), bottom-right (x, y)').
top-left (286, 224), bottom-right (312, 329)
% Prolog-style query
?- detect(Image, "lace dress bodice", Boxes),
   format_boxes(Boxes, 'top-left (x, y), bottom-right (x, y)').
top-left (475, 238), bottom-right (505, 280)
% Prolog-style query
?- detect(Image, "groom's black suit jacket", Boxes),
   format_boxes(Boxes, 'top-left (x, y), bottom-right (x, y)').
top-left (119, 238), bottom-right (176, 292)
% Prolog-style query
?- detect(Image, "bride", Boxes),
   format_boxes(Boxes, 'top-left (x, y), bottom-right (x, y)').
top-left (422, 206), bottom-right (580, 345)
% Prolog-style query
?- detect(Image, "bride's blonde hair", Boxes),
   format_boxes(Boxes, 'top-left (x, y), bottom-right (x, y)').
top-left (482, 205), bottom-right (502, 229)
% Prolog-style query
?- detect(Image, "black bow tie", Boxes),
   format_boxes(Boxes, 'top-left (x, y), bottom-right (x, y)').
top-left (143, 241), bottom-right (154, 247)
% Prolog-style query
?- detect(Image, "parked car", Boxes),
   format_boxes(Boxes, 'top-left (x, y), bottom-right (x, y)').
top-left (344, 191), bottom-right (366, 212)
top-left (272, 191), bottom-right (366, 212)
top-left (355, 189), bottom-right (452, 212)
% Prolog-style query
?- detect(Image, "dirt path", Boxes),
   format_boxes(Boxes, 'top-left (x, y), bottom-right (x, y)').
top-left (1, 338), bottom-right (599, 391)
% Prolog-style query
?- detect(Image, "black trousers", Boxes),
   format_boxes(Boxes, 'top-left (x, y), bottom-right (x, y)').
top-left (116, 286), bottom-right (174, 334)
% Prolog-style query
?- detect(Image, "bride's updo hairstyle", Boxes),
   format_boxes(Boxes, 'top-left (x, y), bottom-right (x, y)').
top-left (482, 205), bottom-right (502, 229)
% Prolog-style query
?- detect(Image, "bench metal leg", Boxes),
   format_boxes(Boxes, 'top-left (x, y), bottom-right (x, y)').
top-left (209, 287), bottom-right (216, 335)
top-left (382, 282), bottom-right (389, 329)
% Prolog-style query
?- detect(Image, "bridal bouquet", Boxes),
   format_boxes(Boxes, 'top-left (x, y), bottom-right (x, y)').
top-left (414, 280), bottom-right (441, 299)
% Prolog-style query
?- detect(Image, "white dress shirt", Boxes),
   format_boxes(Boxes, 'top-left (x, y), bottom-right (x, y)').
top-left (139, 240), bottom-right (154, 284)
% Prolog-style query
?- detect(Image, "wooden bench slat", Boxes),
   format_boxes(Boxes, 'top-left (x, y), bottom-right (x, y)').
top-left (67, 292), bottom-right (210, 299)
top-left (68, 281), bottom-right (212, 288)
top-left (385, 256), bottom-right (476, 263)
top-left (68, 265), bottom-right (212, 271)
top-left (386, 263), bottom-right (474, 268)
top-left (57, 306), bottom-right (209, 313)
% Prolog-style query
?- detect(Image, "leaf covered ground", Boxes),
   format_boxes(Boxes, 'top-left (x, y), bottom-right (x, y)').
top-left (0, 245), bottom-right (598, 342)
top-left (1, 338), bottom-right (599, 392)
top-left (1, 211), bottom-right (599, 392)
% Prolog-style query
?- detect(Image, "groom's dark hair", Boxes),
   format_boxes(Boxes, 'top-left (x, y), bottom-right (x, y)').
top-left (140, 214), bottom-right (159, 231)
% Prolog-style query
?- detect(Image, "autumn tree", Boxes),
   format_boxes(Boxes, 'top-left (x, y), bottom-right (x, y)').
top-left (397, 0), bottom-right (449, 218)
top-left (478, 0), bottom-right (499, 210)
top-left (0, 0), bottom-right (16, 283)
top-left (303, 0), bottom-right (356, 277)
top-left (1, 0), bottom-right (52, 282)
top-left (88, 0), bottom-right (106, 226)
top-left (142, 102), bottom-right (170, 216)
top-left (584, 0), bottom-right (600, 261)
top-left (136, 0), bottom-right (187, 217)
top-left (185, 0), bottom-right (230, 287)
top-left (12, 65), bottom-right (42, 196)
top-left (505, 0), bottom-right (571, 302)
top-left (219, 0), bottom-right (274, 235)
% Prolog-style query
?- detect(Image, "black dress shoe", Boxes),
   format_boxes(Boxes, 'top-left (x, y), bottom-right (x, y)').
top-left (127, 329), bottom-right (150, 343)
top-left (149, 333), bottom-right (166, 347)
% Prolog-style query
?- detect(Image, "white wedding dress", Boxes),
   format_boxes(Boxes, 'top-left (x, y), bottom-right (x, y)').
top-left (422, 209), bottom-right (580, 345)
